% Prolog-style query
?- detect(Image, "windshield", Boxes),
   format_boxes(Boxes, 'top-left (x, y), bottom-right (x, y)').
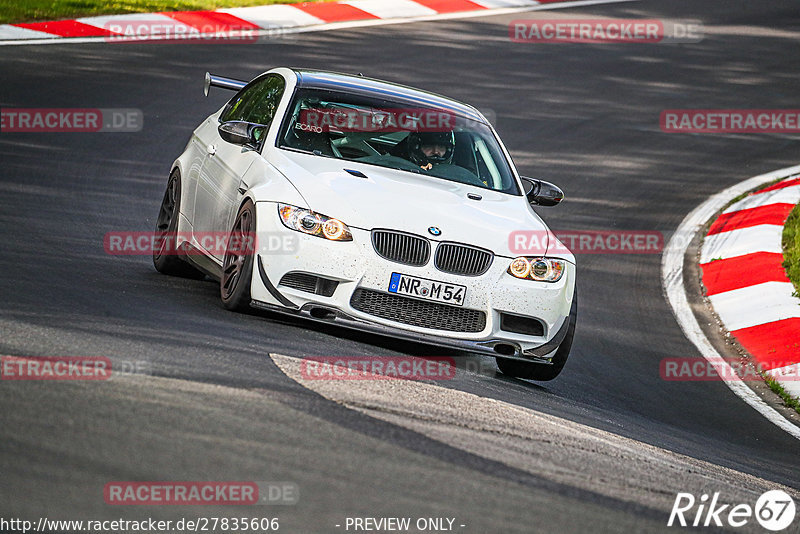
top-left (277, 88), bottom-right (520, 194)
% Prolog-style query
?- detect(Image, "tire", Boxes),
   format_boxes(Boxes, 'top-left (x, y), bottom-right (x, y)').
top-left (153, 170), bottom-right (205, 279)
top-left (220, 199), bottom-right (256, 312)
top-left (496, 288), bottom-right (577, 381)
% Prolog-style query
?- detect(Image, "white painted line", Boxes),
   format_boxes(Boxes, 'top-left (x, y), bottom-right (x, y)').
top-left (766, 365), bottom-right (800, 399)
top-left (0, 0), bottom-right (640, 46)
top-left (662, 163), bottom-right (800, 441)
top-left (722, 183), bottom-right (800, 214)
top-left (0, 24), bottom-right (59, 40)
top-left (700, 224), bottom-right (784, 263)
top-left (709, 282), bottom-right (800, 332)
top-left (341, 0), bottom-right (438, 18)
top-left (219, 5), bottom-right (324, 28)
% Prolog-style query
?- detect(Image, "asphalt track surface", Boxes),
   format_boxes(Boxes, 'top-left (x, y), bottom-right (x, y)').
top-left (2, 1), bottom-right (800, 532)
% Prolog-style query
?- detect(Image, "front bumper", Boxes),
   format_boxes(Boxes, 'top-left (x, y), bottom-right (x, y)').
top-left (250, 201), bottom-right (575, 362)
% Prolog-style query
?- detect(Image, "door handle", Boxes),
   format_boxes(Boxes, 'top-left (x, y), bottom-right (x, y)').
top-left (206, 144), bottom-right (217, 156)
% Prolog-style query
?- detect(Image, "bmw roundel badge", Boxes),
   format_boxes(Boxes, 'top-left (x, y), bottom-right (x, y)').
top-left (428, 227), bottom-right (442, 236)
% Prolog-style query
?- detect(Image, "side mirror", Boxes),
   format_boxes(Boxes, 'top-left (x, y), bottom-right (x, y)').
top-left (218, 120), bottom-right (267, 149)
top-left (521, 177), bottom-right (564, 207)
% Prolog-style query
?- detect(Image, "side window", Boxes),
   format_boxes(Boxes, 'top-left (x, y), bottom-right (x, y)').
top-left (220, 74), bottom-right (285, 126)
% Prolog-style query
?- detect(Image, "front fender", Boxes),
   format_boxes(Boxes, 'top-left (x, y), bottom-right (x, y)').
top-left (241, 157), bottom-right (308, 209)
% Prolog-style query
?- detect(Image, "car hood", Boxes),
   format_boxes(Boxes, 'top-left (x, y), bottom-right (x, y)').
top-left (269, 150), bottom-right (558, 258)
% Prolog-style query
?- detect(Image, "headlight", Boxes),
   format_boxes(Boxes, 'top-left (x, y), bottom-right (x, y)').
top-left (507, 257), bottom-right (565, 282)
top-left (278, 204), bottom-right (353, 242)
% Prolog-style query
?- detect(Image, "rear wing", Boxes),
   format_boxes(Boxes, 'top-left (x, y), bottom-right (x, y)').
top-left (204, 72), bottom-right (247, 96)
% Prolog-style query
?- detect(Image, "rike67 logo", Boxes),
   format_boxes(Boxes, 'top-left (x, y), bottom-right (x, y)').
top-left (668, 490), bottom-right (796, 531)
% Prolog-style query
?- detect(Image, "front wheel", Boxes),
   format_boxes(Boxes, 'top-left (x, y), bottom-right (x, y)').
top-left (496, 289), bottom-right (577, 381)
top-left (221, 200), bottom-right (256, 312)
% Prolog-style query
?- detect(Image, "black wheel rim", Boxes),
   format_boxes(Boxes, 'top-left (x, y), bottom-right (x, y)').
top-left (154, 175), bottom-right (178, 260)
top-left (221, 208), bottom-right (252, 300)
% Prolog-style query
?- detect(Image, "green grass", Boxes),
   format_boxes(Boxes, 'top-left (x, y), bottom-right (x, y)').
top-left (0, 0), bottom-right (316, 24)
top-left (775, 201), bottom-right (800, 414)
top-left (763, 374), bottom-right (800, 415)
top-left (727, 190), bottom-right (751, 206)
top-left (783, 202), bottom-right (800, 296)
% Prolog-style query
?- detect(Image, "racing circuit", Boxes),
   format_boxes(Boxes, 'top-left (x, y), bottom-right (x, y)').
top-left (1, 0), bottom-right (800, 532)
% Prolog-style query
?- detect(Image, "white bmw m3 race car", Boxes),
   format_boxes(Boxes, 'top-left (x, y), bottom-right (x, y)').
top-left (154, 67), bottom-right (577, 380)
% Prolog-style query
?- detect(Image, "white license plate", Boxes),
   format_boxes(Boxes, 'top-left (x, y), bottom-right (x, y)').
top-left (388, 273), bottom-right (466, 306)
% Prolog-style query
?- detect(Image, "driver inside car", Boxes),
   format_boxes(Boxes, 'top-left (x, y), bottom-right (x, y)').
top-left (406, 130), bottom-right (456, 171)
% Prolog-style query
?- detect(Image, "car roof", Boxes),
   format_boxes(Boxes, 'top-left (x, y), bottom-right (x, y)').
top-left (291, 68), bottom-right (486, 123)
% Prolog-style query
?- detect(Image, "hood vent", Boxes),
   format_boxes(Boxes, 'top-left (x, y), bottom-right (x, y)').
top-left (344, 169), bottom-right (368, 178)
